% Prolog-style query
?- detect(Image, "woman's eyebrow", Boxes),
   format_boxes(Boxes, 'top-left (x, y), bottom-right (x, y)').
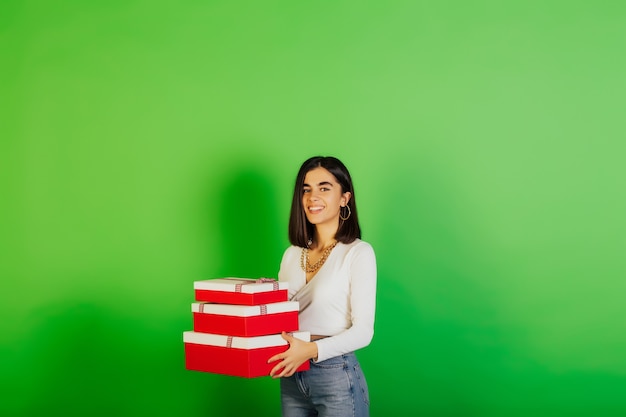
top-left (303, 181), bottom-right (334, 187)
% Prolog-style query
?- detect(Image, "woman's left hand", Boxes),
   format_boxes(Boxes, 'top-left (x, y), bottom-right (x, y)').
top-left (267, 331), bottom-right (318, 378)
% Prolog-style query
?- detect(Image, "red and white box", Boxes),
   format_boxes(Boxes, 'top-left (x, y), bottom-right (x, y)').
top-left (183, 331), bottom-right (311, 378)
top-left (192, 301), bottom-right (299, 337)
top-left (194, 278), bottom-right (288, 305)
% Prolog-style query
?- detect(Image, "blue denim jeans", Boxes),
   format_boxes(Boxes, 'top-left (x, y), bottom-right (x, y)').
top-left (280, 352), bottom-right (370, 417)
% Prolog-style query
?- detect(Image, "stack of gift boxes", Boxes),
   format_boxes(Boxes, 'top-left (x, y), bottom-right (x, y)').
top-left (183, 277), bottom-right (310, 378)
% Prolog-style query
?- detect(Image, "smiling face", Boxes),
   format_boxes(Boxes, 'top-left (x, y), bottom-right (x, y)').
top-left (302, 167), bottom-right (351, 231)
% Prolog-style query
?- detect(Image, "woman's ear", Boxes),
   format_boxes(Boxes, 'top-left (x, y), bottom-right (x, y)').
top-left (341, 191), bottom-right (352, 206)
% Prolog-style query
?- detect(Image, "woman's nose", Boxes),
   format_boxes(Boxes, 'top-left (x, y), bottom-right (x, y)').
top-left (307, 191), bottom-right (320, 200)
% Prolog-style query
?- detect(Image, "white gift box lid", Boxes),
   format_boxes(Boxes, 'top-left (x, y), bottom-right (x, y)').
top-left (194, 278), bottom-right (288, 293)
top-left (191, 301), bottom-right (299, 316)
top-left (183, 331), bottom-right (311, 349)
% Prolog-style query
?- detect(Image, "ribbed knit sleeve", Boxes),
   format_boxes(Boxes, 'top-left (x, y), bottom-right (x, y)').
top-left (314, 241), bottom-right (377, 362)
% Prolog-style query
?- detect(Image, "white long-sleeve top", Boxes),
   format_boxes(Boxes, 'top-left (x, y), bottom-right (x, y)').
top-left (278, 239), bottom-right (377, 362)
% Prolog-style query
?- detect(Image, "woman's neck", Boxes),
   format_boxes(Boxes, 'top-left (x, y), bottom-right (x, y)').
top-left (313, 225), bottom-right (337, 250)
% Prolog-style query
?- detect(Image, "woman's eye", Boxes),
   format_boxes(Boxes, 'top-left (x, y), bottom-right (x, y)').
top-left (303, 189), bottom-right (311, 193)
top-left (320, 187), bottom-right (329, 191)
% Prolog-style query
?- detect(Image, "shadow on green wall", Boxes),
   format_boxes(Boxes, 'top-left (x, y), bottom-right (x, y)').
top-left (18, 297), bottom-right (282, 416)
top-left (207, 162), bottom-right (285, 279)
top-left (194, 160), bottom-right (288, 414)
top-left (11, 162), bottom-right (290, 417)
top-left (17, 300), bottom-right (192, 416)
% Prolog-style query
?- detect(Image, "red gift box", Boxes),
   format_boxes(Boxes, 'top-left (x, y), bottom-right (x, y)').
top-left (194, 278), bottom-right (288, 305)
top-left (183, 331), bottom-right (311, 378)
top-left (192, 301), bottom-right (299, 337)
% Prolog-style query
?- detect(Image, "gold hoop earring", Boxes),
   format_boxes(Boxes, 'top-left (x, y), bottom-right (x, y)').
top-left (340, 205), bottom-right (351, 221)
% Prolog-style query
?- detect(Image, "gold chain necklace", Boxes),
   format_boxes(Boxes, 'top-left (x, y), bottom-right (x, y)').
top-left (300, 241), bottom-right (338, 273)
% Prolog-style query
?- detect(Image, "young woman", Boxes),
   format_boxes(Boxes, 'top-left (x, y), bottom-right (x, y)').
top-left (268, 156), bottom-right (377, 417)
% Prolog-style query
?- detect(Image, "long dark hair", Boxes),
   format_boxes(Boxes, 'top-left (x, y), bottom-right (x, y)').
top-left (288, 156), bottom-right (361, 247)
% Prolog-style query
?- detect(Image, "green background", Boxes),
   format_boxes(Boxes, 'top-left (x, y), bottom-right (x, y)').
top-left (2, 1), bottom-right (625, 416)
